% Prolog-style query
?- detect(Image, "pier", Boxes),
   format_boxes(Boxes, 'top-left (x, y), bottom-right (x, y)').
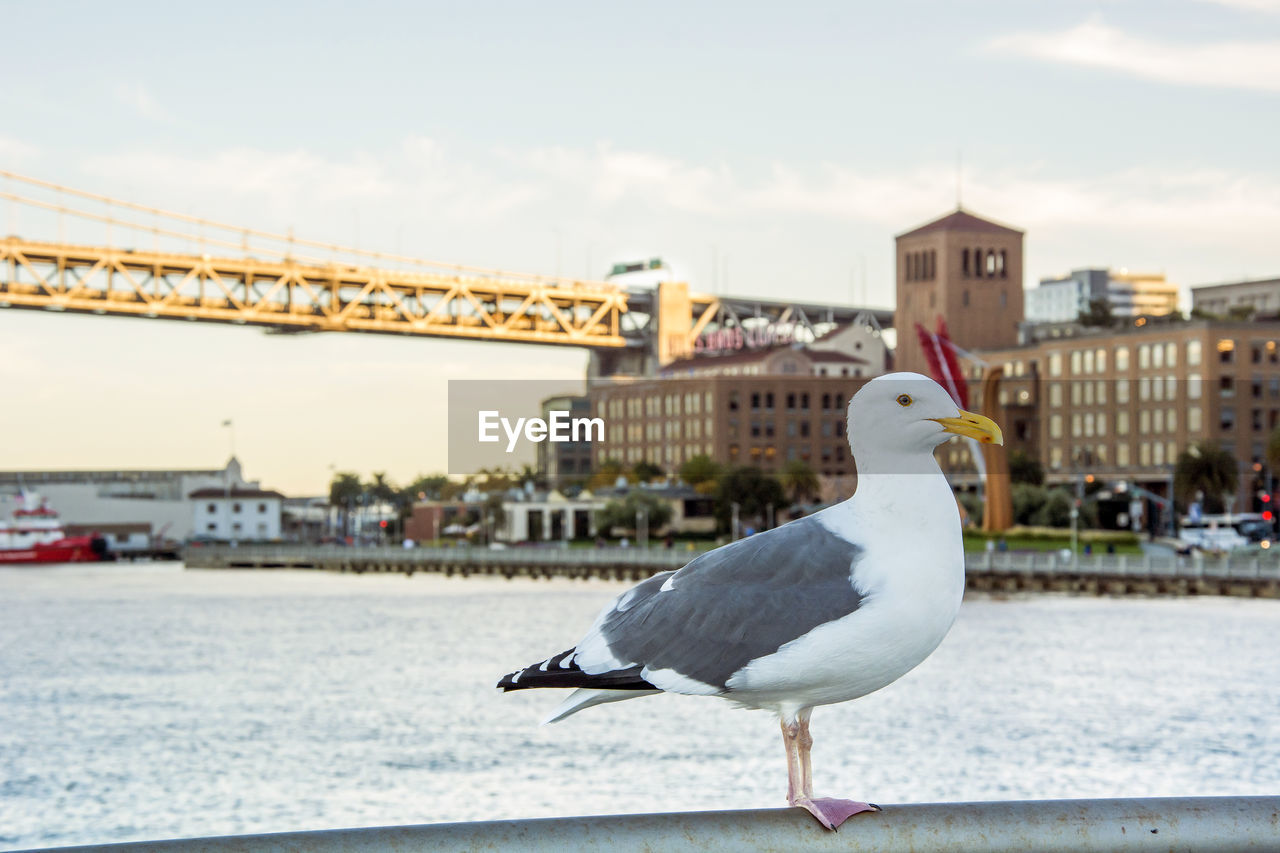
top-left (183, 545), bottom-right (1280, 597)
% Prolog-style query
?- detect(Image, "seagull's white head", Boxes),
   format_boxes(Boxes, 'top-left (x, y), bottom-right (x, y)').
top-left (847, 372), bottom-right (1003, 470)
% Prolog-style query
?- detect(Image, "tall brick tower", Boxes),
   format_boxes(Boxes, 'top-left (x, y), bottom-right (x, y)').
top-left (894, 209), bottom-right (1024, 374)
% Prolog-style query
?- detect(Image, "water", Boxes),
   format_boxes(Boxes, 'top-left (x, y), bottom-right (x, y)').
top-left (2, 564), bottom-right (1279, 850)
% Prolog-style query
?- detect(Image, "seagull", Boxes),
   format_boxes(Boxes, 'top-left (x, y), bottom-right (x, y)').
top-left (497, 372), bottom-right (1002, 830)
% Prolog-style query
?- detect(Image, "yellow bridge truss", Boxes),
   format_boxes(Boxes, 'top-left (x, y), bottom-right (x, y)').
top-left (0, 170), bottom-right (634, 348)
top-left (0, 236), bottom-right (630, 347)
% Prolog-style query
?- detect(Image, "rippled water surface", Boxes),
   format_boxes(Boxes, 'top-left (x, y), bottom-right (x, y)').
top-left (3, 563), bottom-right (1279, 849)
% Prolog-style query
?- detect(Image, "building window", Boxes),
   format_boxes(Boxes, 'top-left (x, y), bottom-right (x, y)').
top-left (1049, 353), bottom-right (1062, 377)
top-left (258, 503), bottom-right (267, 513)
top-left (999, 249), bottom-right (1008, 278)
top-left (962, 248), bottom-right (970, 277)
top-left (1165, 343), bottom-right (1176, 368)
top-left (1221, 408), bottom-right (1236, 431)
top-left (1188, 374), bottom-right (1202, 400)
top-left (207, 503), bottom-right (216, 513)
top-left (1139, 345), bottom-right (1150, 369)
top-left (962, 290), bottom-right (970, 307)
top-left (1116, 347), bottom-right (1129, 370)
top-left (232, 503), bottom-right (242, 513)
top-left (207, 523), bottom-right (216, 532)
top-left (1187, 340), bottom-right (1202, 366)
top-left (1096, 348), bottom-right (1107, 372)
top-left (1221, 376), bottom-right (1235, 398)
top-left (1117, 443), bottom-right (1130, 466)
top-left (1117, 411), bottom-right (1129, 435)
top-left (1219, 339), bottom-right (1235, 363)
top-left (1117, 379), bottom-right (1129, 404)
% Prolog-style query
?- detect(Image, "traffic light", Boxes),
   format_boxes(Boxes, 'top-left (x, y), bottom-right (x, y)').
top-left (379, 520), bottom-right (388, 529)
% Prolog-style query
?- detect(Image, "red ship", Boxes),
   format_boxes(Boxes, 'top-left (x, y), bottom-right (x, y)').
top-left (0, 492), bottom-right (109, 564)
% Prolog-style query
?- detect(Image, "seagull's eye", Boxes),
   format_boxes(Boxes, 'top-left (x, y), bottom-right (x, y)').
top-left (896, 394), bottom-right (913, 407)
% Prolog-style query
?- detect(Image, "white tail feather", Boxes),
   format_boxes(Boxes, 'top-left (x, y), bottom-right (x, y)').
top-left (541, 688), bottom-right (661, 725)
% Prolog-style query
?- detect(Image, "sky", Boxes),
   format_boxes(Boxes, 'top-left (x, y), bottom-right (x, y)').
top-left (1, 0), bottom-right (1278, 494)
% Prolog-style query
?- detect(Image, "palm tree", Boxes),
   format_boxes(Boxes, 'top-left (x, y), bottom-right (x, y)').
top-left (1174, 442), bottom-right (1239, 514)
top-left (328, 472), bottom-right (363, 537)
top-left (779, 459), bottom-right (820, 505)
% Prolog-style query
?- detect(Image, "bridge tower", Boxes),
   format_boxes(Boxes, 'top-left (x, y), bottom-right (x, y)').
top-left (894, 209), bottom-right (1023, 374)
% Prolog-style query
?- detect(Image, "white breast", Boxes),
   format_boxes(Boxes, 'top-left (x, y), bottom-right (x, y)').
top-left (723, 472), bottom-right (965, 716)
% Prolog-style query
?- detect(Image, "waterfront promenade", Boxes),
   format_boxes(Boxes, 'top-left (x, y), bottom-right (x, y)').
top-left (184, 545), bottom-right (1280, 598)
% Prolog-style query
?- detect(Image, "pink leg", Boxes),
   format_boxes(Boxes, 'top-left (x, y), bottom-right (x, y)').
top-left (781, 710), bottom-right (879, 831)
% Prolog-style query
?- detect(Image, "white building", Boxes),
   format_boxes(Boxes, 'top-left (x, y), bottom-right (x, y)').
top-left (498, 490), bottom-right (605, 541)
top-left (189, 487), bottom-right (285, 541)
top-left (1026, 268), bottom-right (1178, 323)
top-left (1191, 277), bottom-right (1280, 318)
top-left (0, 458), bottom-right (263, 541)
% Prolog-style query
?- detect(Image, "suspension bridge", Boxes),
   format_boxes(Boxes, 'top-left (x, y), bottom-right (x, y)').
top-left (0, 170), bottom-right (891, 368)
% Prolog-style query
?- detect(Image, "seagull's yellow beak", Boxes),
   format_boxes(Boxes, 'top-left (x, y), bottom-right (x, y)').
top-left (931, 409), bottom-right (1004, 445)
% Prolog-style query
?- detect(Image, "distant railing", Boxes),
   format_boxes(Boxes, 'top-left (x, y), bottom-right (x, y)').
top-left (184, 542), bottom-right (1280, 581)
top-left (188, 543), bottom-right (704, 570)
top-left (967, 549), bottom-right (1280, 581)
top-left (15, 798), bottom-right (1280, 852)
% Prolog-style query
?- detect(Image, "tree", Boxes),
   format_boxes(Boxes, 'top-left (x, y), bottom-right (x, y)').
top-left (679, 454), bottom-right (723, 494)
top-left (482, 493), bottom-right (507, 542)
top-left (1175, 442), bottom-right (1240, 514)
top-left (589, 458), bottom-right (629, 490)
top-left (1268, 426), bottom-right (1280, 475)
top-left (328, 472), bottom-right (363, 537)
top-left (596, 490), bottom-right (673, 535)
top-left (632, 460), bottom-right (665, 483)
top-left (516, 464), bottom-right (545, 491)
top-left (779, 459), bottom-right (820, 504)
top-left (404, 474), bottom-right (450, 501)
top-left (476, 466), bottom-right (514, 491)
top-left (1007, 449), bottom-right (1044, 486)
top-left (714, 466), bottom-right (786, 532)
top-left (1078, 298), bottom-right (1115, 328)
top-left (1011, 483), bottom-right (1047, 526)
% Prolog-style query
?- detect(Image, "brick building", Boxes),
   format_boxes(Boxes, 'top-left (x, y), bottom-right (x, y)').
top-left (952, 319), bottom-right (1280, 507)
top-left (895, 208), bottom-right (1024, 374)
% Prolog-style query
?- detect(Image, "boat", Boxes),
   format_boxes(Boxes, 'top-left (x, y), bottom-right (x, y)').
top-left (0, 492), bottom-right (110, 564)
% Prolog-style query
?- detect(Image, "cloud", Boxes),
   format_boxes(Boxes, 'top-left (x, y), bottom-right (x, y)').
top-left (112, 83), bottom-right (167, 121)
top-left (514, 143), bottom-right (1280, 244)
top-left (0, 134), bottom-right (39, 164)
top-left (1198, 0), bottom-right (1280, 12)
top-left (63, 137), bottom-right (1280, 283)
top-left (985, 16), bottom-right (1280, 92)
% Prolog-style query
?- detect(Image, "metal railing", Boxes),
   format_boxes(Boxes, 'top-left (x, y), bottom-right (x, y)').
top-left (967, 549), bottom-right (1280, 580)
top-left (186, 543), bottom-right (1280, 582)
top-left (189, 543), bottom-right (705, 570)
top-left (15, 798), bottom-right (1280, 852)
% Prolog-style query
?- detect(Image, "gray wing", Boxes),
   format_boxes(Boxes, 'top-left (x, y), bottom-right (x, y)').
top-left (586, 514), bottom-right (865, 691)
